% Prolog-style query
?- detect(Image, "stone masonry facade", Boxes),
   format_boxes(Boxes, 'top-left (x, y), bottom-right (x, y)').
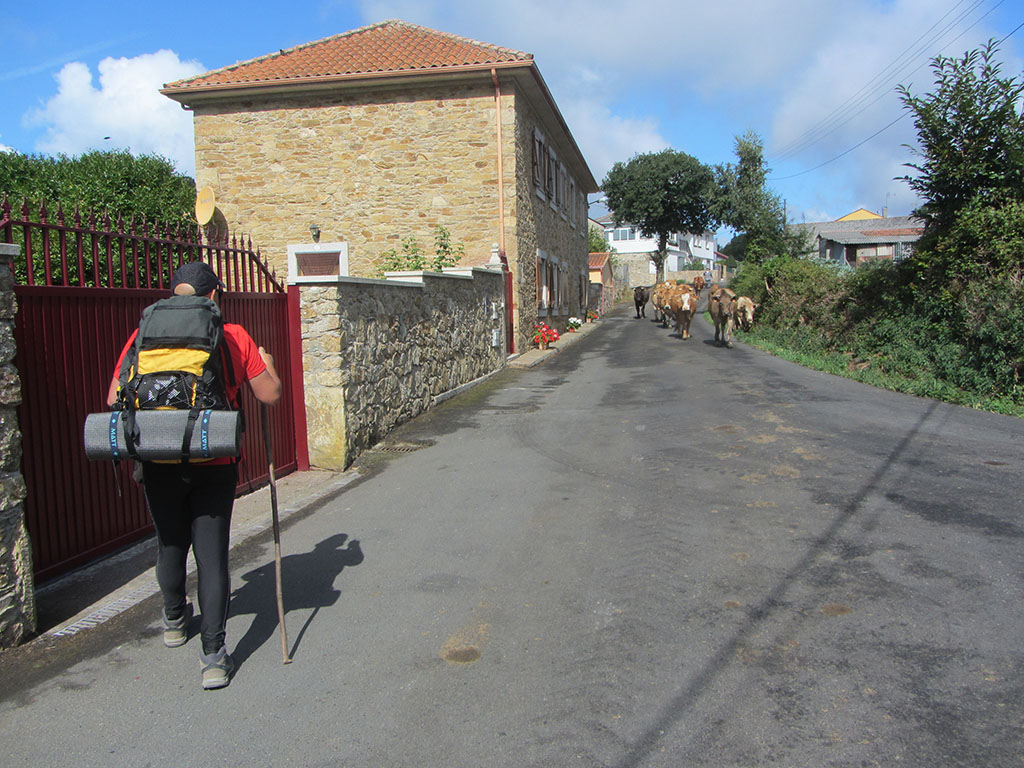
top-left (510, 90), bottom-right (590, 344)
top-left (297, 267), bottom-right (505, 470)
top-left (190, 78), bottom-right (591, 353)
top-left (0, 243), bottom-right (35, 647)
top-left (192, 83), bottom-right (504, 281)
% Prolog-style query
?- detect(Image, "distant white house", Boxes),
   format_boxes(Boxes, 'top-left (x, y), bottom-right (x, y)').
top-left (594, 214), bottom-right (717, 286)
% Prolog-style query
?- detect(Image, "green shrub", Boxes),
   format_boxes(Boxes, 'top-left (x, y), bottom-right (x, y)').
top-left (375, 225), bottom-right (465, 277)
top-left (733, 251), bottom-right (1024, 413)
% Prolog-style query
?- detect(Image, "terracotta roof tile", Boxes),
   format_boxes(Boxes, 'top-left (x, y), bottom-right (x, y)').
top-left (589, 253), bottom-right (610, 268)
top-left (164, 19), bottom-right (533, 91)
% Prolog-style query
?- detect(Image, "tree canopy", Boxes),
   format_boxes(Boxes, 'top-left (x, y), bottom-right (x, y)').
top-left (898, 41), bottom-right (1024, 283)
top-left (588, 222), bottom-right (610, 254)
top-left (713, 131), bottom-right (804, 263)
top-left (601, 149), bottom-right (715, 280)
top-left (0, 150), bottom-right (196, 229)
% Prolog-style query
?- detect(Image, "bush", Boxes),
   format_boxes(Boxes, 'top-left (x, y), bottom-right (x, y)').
top-left (375, 225), bottom-right (465, 277)
top-left (734, 252), bottom-right (1024, 411)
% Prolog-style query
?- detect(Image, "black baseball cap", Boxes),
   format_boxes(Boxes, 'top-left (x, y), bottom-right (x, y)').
top-left (171, 261), bottom-right (224, 296)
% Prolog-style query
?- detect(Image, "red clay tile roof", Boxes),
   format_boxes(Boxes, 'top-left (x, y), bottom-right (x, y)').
top-left (863, 228), bottom-right (925, 237)
top-left (589, 253), bottom-right (610, 268)
top-left (163, 19), bottom-right (533, 91)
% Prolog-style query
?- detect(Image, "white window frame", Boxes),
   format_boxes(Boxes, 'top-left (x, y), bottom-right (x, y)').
top-left (537, 249), bottom-right (550, 312)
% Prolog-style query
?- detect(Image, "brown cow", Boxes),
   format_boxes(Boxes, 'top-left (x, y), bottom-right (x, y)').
top-left (665, 284), bottom-right (697, 339)
top-left (735, 295), bottom-right (757, 332)
top-left (649, 281), bottom-right (675, 326)
top-left (692, 273), bottom-right (706, 297)
top-left (708, 287), bottom-right (757, 347)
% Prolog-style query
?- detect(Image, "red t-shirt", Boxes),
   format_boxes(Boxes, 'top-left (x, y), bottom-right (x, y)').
top-left (112, 323), bottom-right (267, 464)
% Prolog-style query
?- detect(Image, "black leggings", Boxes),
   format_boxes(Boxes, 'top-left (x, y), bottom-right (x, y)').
top-left (142, 462), bottom-right (238, 654)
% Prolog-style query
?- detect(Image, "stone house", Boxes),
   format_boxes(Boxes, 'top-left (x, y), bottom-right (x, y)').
top-left (161, 19), bottom-right (598, 351)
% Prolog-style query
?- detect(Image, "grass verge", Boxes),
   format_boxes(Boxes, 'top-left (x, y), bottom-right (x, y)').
top-left (733, 323), bottom-right (1024, 419)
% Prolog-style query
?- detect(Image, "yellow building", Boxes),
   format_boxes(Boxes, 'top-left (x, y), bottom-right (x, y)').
top-left (836, 208), bottom-right (883, 221)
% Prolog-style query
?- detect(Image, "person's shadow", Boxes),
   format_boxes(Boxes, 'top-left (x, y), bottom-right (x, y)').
top-left (228, 533), bottom-right (364, 667)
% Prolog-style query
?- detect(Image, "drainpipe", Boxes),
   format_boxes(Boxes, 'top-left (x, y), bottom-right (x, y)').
top-left (491, 68), bottom-right (506, 255)
top-left (492, 68), bottom-right (515, 352)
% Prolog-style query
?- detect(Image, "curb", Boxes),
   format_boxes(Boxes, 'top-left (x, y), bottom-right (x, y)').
top-left (40, 469), bottom-right (360, 639)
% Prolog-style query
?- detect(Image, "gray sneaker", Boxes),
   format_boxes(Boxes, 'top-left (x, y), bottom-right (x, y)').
top-left (162, 603), bottom-right (193, 648)
top-left (200, 646), bottom-right (235, 690)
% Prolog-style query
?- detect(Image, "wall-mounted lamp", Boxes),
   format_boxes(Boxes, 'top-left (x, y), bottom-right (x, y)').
top-left (309, 224), bottom-right (321, 243)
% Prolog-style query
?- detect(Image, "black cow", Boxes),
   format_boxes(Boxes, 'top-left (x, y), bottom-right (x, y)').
top-left (634, 285), bottom-right (651, 319)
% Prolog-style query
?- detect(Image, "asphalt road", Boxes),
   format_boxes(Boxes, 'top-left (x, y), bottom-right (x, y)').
top-left (3, 302), bottom-right (1023, 767)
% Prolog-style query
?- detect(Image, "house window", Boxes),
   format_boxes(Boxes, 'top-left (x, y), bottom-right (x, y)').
top-left (533, 130), bottom-right (546, 198)
top-left (537, 250), bottom-right (548, 311)
top-left (567, 175), bottom-right (576, 226)
top-left (546, 148), bottom-right (557, 206)
top-left (538, 250), bottom-right (565, 313)
top-left (558, 164), bottom-right (568, 218)
top-left (612, 228), bottom-right (636, 241)
top-left (549, 258), bottom-right (558, 310)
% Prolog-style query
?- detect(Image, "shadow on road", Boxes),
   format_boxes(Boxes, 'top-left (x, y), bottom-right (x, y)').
top-left (228, 533), bottom-right (364, 667)
top-left (614, 401), bottom-right (941, 767)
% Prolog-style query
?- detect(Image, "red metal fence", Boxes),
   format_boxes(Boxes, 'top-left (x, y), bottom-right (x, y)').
top-left (2, 195), bottom-right (301, 581)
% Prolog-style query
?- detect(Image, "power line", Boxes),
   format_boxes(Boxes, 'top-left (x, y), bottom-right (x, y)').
top-left (770, 0), bottom-right (997, 163)
top-left (770, 113), bottom-right (909, 180)
top-left (768, 1), bottom-right (1018, 180)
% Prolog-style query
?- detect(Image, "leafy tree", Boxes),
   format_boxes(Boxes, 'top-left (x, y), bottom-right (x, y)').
top-left (601, 149), bottom-right (715, 281)
top-left (713, 131), bottom-right (806, 263)
top-left (588, 222), bottom-right (610, 253)
top-left (720, 232), bottom-right (748, 261)
top-left (897, 41), bottom-right (1024, 283)
top-left (0, 149), bottom-right (196, 229)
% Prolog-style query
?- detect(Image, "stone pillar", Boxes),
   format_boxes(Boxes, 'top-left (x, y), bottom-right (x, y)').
top-left (0, 243), bottom-right (35, 646)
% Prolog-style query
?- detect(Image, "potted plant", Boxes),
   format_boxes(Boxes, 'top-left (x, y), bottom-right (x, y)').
top-left (567, 317), bottom-right (582, 332)
top-left (533, 323), bottom-right (560, 349)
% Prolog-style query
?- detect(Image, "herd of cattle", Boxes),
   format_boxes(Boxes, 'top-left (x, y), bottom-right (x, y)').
top-left (633, 276), bottom-right (757, 348)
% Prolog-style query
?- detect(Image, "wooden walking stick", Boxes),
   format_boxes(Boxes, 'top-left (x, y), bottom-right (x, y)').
top-left (261, 403), bottom-right (292, 664)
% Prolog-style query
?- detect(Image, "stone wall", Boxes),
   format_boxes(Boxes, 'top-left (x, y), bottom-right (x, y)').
top-left (297, 266), bottom-right (505, 469)
top-left (0, 243), bottom-right (35, 647)
top-left (620, 252), bottom-right (656, 288)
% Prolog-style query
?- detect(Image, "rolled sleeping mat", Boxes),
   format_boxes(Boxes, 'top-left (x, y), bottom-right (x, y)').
top-left (84, 409), bottom-right (241, 461)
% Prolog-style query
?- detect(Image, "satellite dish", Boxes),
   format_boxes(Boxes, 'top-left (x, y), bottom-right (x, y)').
top-left (195, 186), bottom-right (216, 225)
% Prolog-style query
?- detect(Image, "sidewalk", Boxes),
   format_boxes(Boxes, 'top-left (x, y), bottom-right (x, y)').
top-left (28, 314), bottom-right (605, 642)
top-left (508, 315), bottom-right (602, 368)
top-left (33, 468), bottom-right (360, 640)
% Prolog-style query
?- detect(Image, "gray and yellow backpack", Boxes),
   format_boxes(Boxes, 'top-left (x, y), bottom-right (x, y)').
top-left (115, 294), bottom-right (239, 461)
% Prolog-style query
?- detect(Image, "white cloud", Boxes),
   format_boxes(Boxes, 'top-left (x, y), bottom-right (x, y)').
top-left (559, 98), bottom-right (668, 183)
top-left (26, 50), bottom-right (204, 176)
top-left (0, 140), bottom-right (13, 154)
top-left (765, 0), bottom-right (1010, 216)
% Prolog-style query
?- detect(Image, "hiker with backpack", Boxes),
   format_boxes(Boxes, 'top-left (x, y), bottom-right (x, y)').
top-left (105, 261), bottom-right (281, 690)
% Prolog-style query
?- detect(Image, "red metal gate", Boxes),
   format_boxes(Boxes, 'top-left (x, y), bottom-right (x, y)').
top-left (3, 196), bottom-right (303, 581)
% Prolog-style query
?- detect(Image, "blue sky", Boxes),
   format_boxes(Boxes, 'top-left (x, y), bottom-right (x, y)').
top-left (2, 0), bottom-right (1022, 242)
